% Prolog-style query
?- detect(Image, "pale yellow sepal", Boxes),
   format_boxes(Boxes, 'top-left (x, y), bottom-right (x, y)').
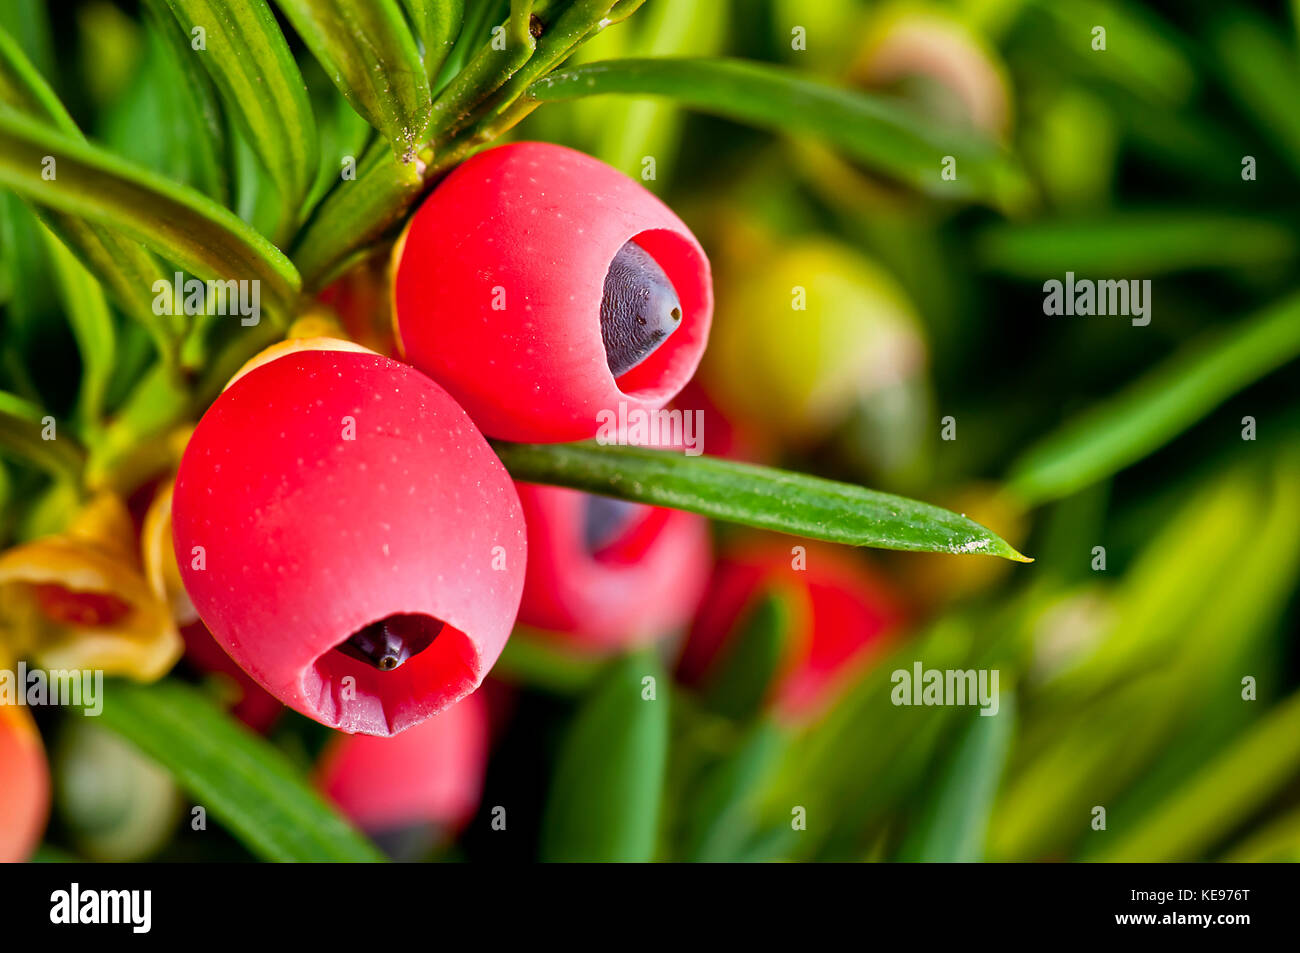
top-left (287, 306), bottom-right (346, 341)
top-left (0, 493), bottom-right (181, 681)
top-left (140, 481), bottom-right (198, 627)
top-left (224, 336), bottom-right (379, 392)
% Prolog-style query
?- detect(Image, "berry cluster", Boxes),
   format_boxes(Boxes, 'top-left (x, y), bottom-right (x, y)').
top-left (171, 142), bottom-right (713, 739)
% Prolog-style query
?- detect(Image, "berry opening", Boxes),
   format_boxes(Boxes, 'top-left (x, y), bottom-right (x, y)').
top-left (337, 613), bottom-right (444, 671)
top-left (582, 495), bottom-right (645, 555)
top-left (305, 614), bottom-right (480, 734)
top-left (580, 495), bottom-right (671, 565)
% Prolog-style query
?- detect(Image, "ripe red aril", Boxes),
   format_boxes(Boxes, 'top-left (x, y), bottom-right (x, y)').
top-left (392, 141), bottom-right (712, 443)
top-left (0, 688), bottom-right (48, 862)
top-left (316, 688), bottom-right (490, 857)
top-left (680, 540), bottom-right (906, 718)
top-left (515, 483), bottom-right (710, 650)
top-left (172, 342), bottom-right (525, 736)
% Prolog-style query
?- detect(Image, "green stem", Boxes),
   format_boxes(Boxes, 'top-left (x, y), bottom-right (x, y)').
top-left (405, 0), bottom-right (466, 83)
top-left (291, 141), bottom-right (425, 292)
top-left (291, 0), bottom-right (636, 291)
top-left (431, 0), bottom-right (504, 92)
top-left (424, 0), bottom-right (535, 143)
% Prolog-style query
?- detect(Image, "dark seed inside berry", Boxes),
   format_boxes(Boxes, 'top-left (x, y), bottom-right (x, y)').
top-left (584, 495), bottom-right (643, 553)
top-left (600, 241), bottom-right (682, 378)
top-left (339, 614), bottom-right (443, 671)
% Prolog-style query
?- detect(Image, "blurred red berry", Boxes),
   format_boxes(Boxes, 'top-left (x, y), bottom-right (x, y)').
top-left (316, 688), bottom-right (489, 838)
top-left (0, 698), bottom-right (48, 862)
top-left (393, 141), bottom-right (713, 442)
top-left (680, 541), bottom-right (906, 718)
top-left (515, 483), bottom-right (711, 650)
top-left (172, 346), bottom-right (526, 736)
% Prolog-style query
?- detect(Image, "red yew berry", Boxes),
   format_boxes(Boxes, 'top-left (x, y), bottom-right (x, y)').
top-left (172, 342), bottom-right (526, 736)
top-left (515, 483), bottom-right (711, 649)
top-left (679, 541), bottom-right (906, 718)
top-left (392, 141), bottom-right (713, 442)
top-left (316, 687), bottom-right (489, 852)
top-left (0, 692), bottom-right (48, 862)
